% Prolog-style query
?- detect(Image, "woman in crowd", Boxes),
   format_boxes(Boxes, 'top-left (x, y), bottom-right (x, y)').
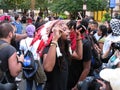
top-left (42, 20), bottom-right (83, 90)
top-left (19, 24), bottom-right (43, 90)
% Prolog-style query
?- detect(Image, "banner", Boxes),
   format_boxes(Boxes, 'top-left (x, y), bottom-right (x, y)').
top-left (110, 0), bottom-right (116, 8)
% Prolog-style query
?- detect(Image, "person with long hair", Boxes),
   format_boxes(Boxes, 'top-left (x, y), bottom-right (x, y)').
top-left (42, 20), bottom-right (83, 90)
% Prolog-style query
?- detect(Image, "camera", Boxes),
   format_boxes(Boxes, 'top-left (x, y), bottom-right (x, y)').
top-left (111, 42), bottom-right (120, 50)
top-left (76, 24), bottom-right (86, 33)
top-left (77, 76), bottom-right (102, 90)
top-left (17, 50), bottom-right (23, 56)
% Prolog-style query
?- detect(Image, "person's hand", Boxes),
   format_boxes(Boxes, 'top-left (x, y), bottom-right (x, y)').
top-left (17, 54), bottom-right (24, 63)
top-left (76, 28), bottom-right (82, 40)
top-left (52, 26), bottom-right (63, 41)
top-left (94, 44), bottom-right (101, 54)
top-left (76, 20), bottom-right (81, 27)
top-left (96, 79), bottom-right (106, 90)
top-left (71, 85), bottom-right (78, 90)
top-left (116, 50), bottom-right (120, 58)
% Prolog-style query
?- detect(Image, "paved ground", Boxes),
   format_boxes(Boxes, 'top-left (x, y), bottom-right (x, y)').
top-left (17, 72), bottom-right (36, 90)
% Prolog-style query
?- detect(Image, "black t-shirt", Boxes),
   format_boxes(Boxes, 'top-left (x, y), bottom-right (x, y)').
top-left (42, 46), bottom-right (69, 90)
top-left (67, 38), bottom-right (92, 90)
top-left (0, 40), bottom-right (16, 82)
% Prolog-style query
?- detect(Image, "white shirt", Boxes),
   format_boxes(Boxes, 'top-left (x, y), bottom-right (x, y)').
top-left (103, 34), bottom-right (120, 54)
top-left (19, 37), bottom-right (41, 60)
top-left (94, 33), bottom-right (101, 41)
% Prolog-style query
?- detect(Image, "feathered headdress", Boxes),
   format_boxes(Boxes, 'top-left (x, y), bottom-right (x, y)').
top-left (30, 20), bottom-right (70, 57)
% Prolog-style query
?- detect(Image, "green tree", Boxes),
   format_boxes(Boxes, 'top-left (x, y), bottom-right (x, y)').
top-left (0, 0), bottom-right (28, 12)
top-left (0, 0), bottom-right (109, 18)
top-left (48, 0), bottom-right (108, 19)
top-left (102, 12), bottom-right (111, 22)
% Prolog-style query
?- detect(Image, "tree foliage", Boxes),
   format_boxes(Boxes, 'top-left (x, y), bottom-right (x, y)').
top-left (0, 0), bottom-right (30, 11)
top-left (0, 0), bottom-right (109, 15)
top-left (49, 0), bottom-right (108, 12)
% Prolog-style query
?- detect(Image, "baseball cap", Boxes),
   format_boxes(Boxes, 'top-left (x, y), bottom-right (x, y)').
top-left (100, 68), bottom-right (120, 90)
top-left (26, 24), bottom-right (35, 37)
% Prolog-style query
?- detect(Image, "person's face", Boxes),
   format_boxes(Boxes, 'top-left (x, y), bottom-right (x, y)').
top-left (18, 15), bottom-right (21, 21)
top-left (97, 28), bottom-right (102, 36)
top-left (10, 25), bottom-right (16, 42)
top-left (88, 23), bottom-right (92, 29)
top-left (61, 24), bottom-right (70, 40)
top-left (90, 24), bottom-right (96, 30)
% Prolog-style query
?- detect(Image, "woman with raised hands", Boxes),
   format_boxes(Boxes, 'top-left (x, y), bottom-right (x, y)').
top-left (42, 20), bottom-right (83, 90)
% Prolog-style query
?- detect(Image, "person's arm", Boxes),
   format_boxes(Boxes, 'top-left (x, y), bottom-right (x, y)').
top-left (72, 60), bottom-right (91, 90)
top-left (43, 26), bottom-right (61, 72)
top-left (72, 39), bottom-right (92, 90)
top-left (72, 29), bottom-right (83, 60)
top-left (15, 33), bottom-right (27, 41)
top-left (72, 39), bottom-right (83, 60)
top-left (8, 52), bottom-right (24, 77)
top-left (78, 60), bottom-right (91, 81)
top-left (101, 47), bottom-right (111, 59)
top-left (43, 44), bottom-right (57, 72)
top-left (102, 40), bottom-right (112, 59)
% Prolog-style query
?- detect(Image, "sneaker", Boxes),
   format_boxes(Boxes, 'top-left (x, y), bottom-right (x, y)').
top-left (15, 77), bottom-right (22, 82)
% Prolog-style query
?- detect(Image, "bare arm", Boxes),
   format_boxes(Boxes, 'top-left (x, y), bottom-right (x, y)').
top-left (43, 25), bottom-right (61, 72)
top-left (72, 60), bottom-right (91, 90)
top-left (101, 47), bottom-right (111, 59)
top-left (72, 29), bottom-right (83, 60)
top-left (78, 60), bottom-right (91, 81)
top-left (43, 44), bottom-right (57, 72)
top-left (15, 33), bottom-right (27, 41)
top-left (8, 52), bottom-right (24, 77)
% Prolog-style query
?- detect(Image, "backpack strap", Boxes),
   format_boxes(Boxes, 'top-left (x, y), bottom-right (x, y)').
top-left (0, 71), bottom-right (10, 83)
top-left (25, 39), bottom-right (33, 51)
top-left (0, 43), bottom-right (10, 83)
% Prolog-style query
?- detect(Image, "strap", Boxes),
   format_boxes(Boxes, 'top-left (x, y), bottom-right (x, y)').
top-left (0, 72), bottom-right (9, 83)
top-left (25, 39), bottom-right (33, 51)
top-left (0, 43), bottom-right (9, 50)
top-left (0, 43), bottom-right (9, 83)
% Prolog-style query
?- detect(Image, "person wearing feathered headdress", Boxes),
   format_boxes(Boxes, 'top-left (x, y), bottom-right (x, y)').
top-left (33, 20), bottom-right (83, 90)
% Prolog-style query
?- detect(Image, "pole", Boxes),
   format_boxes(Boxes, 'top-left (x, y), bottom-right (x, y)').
top-left (111, 7), bottom-right (113, 18)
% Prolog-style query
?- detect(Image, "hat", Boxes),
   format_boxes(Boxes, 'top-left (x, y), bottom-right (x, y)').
top-left (26, 24), bottom-right (35, 37)
top-left (110, 19), bottom-right (120, 36)
top-left (99, 68), bottom-right (120, 90)
top-left (27, 17), bottom-right (32, 24)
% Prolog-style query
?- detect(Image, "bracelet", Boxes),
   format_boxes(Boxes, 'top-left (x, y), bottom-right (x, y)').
top-left (50, 43), bottom-right (57, 47)
top-left (51, 41), bottom-right (58, 46)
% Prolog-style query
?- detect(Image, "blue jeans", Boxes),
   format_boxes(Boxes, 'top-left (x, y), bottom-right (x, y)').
top-left (26, 79), bottom-right (43, 90)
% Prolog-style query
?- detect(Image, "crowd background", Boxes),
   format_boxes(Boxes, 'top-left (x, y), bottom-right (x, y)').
top-left (0, 10), bottom-right (120, 90)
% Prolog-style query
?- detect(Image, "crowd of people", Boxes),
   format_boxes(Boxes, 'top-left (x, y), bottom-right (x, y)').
top-left (0, 11), bottom-right (120, 90)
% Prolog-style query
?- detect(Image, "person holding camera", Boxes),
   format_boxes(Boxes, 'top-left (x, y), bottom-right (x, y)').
top-left (101, 18), bottom-right (120, 63)
top-left (0, 22), bottom-right (24, 90)
top-left (67, 19), bottom-right (92, 90)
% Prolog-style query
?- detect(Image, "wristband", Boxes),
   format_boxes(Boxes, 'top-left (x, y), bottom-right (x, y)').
top-left (51, 41), bottom-right (58, 46)
top-left (50, 43), bottom-right (57, 47)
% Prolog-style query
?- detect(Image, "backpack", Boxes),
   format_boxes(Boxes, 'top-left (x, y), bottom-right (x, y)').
top-left (23, 50), bottom-right (36, 70)
top-left (22, 40), bottom-right (38, 79)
